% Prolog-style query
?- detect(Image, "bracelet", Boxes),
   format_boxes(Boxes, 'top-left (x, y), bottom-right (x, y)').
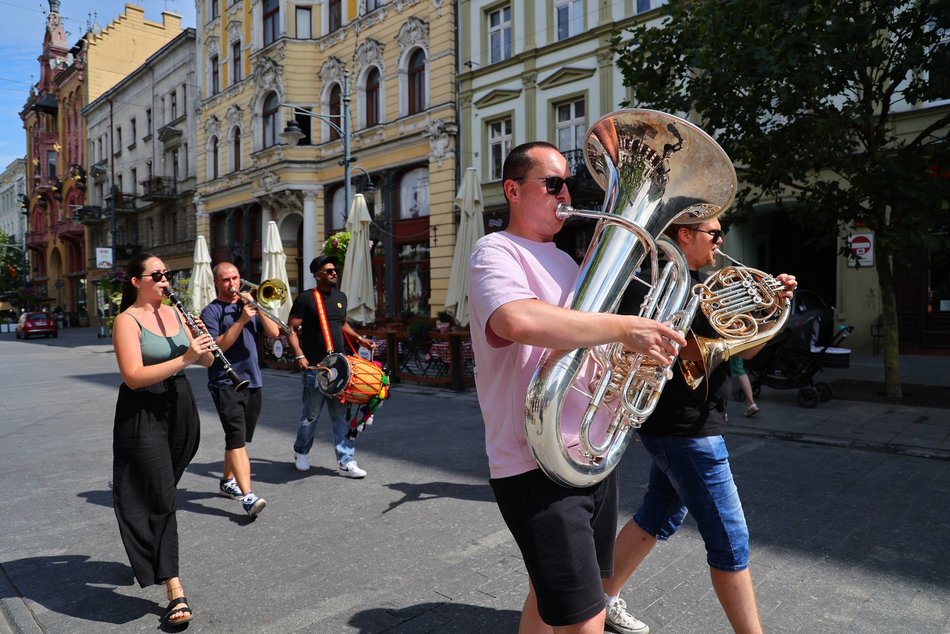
top-left (295, 354), bottom-right (306, 360)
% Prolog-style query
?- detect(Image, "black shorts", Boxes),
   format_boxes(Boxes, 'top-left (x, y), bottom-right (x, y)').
top-left (209, 386), bottom-right (262, 450)
top-left (490, 468), bottom-right (618, 626)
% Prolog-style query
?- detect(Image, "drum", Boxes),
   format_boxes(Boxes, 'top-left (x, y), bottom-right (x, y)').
top-left (316, 353), bottom-right (385, 404)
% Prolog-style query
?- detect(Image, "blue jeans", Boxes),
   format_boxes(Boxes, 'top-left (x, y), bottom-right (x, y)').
top-left (293, 369), bottom-right (355, 466)
top-left (634, 434), bottom-right (750, 571)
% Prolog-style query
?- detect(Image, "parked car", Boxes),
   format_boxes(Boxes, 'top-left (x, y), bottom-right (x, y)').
top-left (15, 312), bottom-right (59, 339)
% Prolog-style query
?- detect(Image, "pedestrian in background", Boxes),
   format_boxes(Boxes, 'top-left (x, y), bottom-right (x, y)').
top-left (111, 252), bottom-right (214, 627)
top-left (731, 356), bottom-right (760, 417)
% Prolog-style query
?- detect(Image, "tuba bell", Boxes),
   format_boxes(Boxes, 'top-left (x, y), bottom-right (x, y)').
top-left (524, 109), bottom-right (737, 488)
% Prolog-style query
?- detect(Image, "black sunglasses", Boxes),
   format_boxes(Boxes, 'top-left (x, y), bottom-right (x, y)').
top-left (320, 268), bottom-right (338, 275)
top-left (687, 227), bottom-right (724, 242)
top-left (146, 270), bottom-right (173, 282)
top-left (514, 175), bottom-right (577, 195)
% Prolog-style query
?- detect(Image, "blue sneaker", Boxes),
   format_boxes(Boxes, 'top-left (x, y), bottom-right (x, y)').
top-left (242, 493), bottom-right (266, 517)
top-left (219, 478), bottom-right (243, 500)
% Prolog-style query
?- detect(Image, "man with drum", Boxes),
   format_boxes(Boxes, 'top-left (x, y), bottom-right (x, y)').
top-left (202, 262), bottom-right (281, 517)
top-left (287, 255), bottom-right (375, 478)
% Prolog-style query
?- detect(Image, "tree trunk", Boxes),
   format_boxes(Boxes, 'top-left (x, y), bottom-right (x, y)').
top-left (873, 239), bottom-right (903, 398)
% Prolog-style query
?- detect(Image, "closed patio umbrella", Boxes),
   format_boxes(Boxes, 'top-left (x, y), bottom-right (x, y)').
top-left (190, 235), bottom-right (215, 312)
top-left (260, 220), bottom-right (291, 325)
top-left (340, 194), bottom-right (376, 325)
top-left (444, 167), bottom-right (485, 327)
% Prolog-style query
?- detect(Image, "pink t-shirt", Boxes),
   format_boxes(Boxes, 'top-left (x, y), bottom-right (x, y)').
top-left (468, 231), bottom-right (601, 479)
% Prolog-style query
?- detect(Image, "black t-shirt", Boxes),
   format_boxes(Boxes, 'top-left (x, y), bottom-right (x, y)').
top-left (618, 268), bottom-right (730, 437)
top-left (288, 287), bottom-right (348, 363)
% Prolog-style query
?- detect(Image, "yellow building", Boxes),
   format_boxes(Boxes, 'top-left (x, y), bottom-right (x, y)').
top-left (20, 2), bottom-right (183, 317)
top-left (195, 0), bottom-right (458, 319)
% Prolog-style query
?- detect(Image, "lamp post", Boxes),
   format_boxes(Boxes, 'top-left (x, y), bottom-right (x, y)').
top-left (280, 70), bottom-right (356, 221)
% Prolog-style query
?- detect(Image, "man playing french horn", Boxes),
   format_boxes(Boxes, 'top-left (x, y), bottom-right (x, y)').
top-left (603, 216), bottom-right (796, 634)
top-left (467, 142), bottom-right (686, 634)
top-left (201, 262), bottom-right (281, 518)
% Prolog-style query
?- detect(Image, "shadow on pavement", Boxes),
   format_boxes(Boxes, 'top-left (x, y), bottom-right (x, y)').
top-left (0, 555), bottom-right (159, 625)
top-left (382, 481), bottom-right (494, 514)
top-left (348, 601), bottom-right (520, 632)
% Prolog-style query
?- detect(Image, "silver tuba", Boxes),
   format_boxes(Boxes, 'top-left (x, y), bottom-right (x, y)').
top-left (524, 109), bottom-right (737, 488)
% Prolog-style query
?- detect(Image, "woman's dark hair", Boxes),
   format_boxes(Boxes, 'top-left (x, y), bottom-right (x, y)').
top-left (119, 252), bottom-right (159, 312)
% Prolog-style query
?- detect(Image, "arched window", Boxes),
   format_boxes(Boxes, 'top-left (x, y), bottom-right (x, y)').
top-left (365, 67), bottom-right (380, 128)
top-left (231, 128), bottom-right (242, 172)
top-left (328, 84), bottom-right (341, 141)
top-left (262, 92), bottom-right (279, 148)
top-left (407, 49), bottom-right (426, 115)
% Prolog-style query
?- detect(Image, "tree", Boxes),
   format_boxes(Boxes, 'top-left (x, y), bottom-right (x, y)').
top-left (611, 0), bottom-right (950, 396)
top-left (0, 230), bottom-right (25, 300)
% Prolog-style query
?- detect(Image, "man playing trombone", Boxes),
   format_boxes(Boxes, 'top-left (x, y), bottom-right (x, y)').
top-left (201, 262), bottom-right (281, 517)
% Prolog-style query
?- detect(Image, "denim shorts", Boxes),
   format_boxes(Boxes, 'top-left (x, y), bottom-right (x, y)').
top-left (634, 434), bottom-right (750, 571)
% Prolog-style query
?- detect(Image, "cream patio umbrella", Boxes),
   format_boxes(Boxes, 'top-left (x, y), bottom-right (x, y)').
top-left (443, 167), bottom-right (485, 327)
top-left (340, 194), bottom-right (376, 325)
top-left (190, 235), bottom-right (215, 312)
top-left (260, 220), bottom-right (292, 325)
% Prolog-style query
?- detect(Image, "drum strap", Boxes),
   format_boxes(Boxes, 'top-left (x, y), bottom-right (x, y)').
top-left (312, 289), bottom-right (335, 353)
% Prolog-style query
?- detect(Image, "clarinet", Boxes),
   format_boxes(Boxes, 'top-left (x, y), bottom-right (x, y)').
top-left (163, 288), bottom-right (249, 392)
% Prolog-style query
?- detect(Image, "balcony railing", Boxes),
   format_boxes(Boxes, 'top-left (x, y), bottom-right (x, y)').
top-left (105, 192), bottom-right (137, 212)
top-left (140, 177), bottom-right (177, 200)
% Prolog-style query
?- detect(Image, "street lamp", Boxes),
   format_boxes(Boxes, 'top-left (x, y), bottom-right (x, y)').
top-left (280, 69), bottom-right (357, 221)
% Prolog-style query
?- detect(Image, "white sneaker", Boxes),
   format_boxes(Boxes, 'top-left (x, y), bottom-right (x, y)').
top-left (338, 460), bottom-right (366, 478)
top-left (293, 452), bottom-right (310, 472)
top-left (605, 598), bottom-right (650, 634)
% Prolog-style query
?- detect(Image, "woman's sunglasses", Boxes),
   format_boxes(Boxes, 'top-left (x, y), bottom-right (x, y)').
top-left (514, 175), bottom-right (578, 195)
top-left (146, 270), bottom-right (173, 282)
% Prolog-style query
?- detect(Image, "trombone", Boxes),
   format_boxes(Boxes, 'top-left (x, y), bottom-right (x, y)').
top-left (229, 278), bottom-right (293, 335)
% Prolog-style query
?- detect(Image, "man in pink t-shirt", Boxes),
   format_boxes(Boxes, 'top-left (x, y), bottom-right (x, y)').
top-left (467, 142), bottom-right (684, 634)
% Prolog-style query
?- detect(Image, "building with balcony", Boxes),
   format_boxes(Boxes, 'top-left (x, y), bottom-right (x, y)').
top-left (195, 0), bottom-right (458, 318)
top-left (82, 29), bottom-right (198, 313)
top-left (20, 2), bottom-right (183, 315)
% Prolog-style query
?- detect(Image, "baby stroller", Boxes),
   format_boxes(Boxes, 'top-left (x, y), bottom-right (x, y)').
top-left (736, 315), bottom-right (854, 408)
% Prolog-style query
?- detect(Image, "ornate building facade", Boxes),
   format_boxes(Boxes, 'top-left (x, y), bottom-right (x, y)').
top-left (82, 29), bottom-right (198, 313)
top-left (19, 2), bottom-right (183, 315)
top-left (195, 0), bottom-right (458, 318)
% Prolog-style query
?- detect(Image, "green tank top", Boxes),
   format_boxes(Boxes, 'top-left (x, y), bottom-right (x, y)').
top-left (130, 311), bottom-right (190, 368)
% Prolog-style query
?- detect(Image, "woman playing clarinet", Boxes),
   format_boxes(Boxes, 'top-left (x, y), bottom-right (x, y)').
top-left (111, 253), bottom-right (214, 627)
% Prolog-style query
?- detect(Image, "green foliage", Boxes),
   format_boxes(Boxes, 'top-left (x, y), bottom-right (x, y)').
top-left (0, 230), bottom-right (25, 297)
top-left (323, 231), bottom-right (350, 263)
top-left (611, 0), bottom-right (950, 248)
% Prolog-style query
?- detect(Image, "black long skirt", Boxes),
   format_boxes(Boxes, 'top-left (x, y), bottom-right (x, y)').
top-left (112, 375), bottom-right (200, 588)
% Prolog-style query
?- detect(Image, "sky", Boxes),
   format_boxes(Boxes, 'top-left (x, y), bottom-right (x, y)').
top-left (0, 0), bottom-right (196, 171)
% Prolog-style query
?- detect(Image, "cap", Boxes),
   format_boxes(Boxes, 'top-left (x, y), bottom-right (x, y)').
top-left (310, 255), bottom-right (338, 274)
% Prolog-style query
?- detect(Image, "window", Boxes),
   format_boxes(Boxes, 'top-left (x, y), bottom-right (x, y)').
top-left (211, 55), bottom-right (220, 95)
top-left (262, 93), bottom-right (279, 148)
top-left (231, 42), bottom-right (241, 83)
top-left (116, 127), bottom-right (123, 152)
top-left (130, 168), bottom-right (137, 195)
top-left (47, 150), bottom-right (57, 180)
top-left (210, 137), bottom-right (219, 179)
top-left (407, 49), bottom-right (426, 115)
top-left (637, 0), bottom-right (667, 12)
top-left (146, 108), bottom-right (152, 135)
top-left (263, 0), bottom-right (279, 46)
top-left (170, 91), bottom-right (178, 120)
top-left (556, 0), bottom-right (583, 41)
top-left (296, 7), bottom-right (311, 38)
top-left (211, 0), bottom-right (219, 19)
top-left (398, 167), bottom-right (429, 219)
top-left (488, 118), bottom-right (512, 181)
top-left (130, 118), bottom-right (137, 143)
top-left (171, 149), bottom-right (180, 181)
top-left (328, 84), bottom-right (341, 141)
top-left (232, 128), bottom-right (242, 171)
top-left (365, 67), bottom-right (380, 128)
top-left (328, 0), bottom-right (341, 33)
top-left (488, 6), bottom-right (512, 64)
top-left (365, 0), bottom-right (381, 12)
top-left (556, 98), bottom-right (585, 152)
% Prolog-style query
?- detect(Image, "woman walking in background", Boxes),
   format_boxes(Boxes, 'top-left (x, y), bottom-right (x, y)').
top-left (111, 252), bottom-right (214, 626)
